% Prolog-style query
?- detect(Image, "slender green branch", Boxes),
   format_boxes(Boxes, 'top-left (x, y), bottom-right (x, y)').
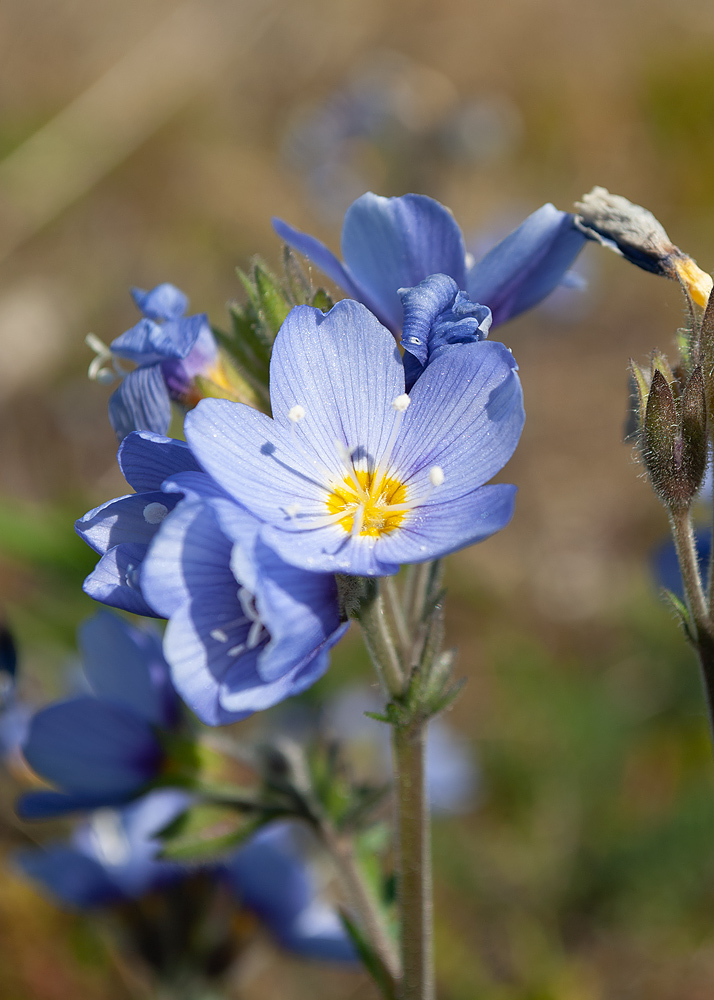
top-left (317, 820), bottom-right (401, 987)
top-left (670, 505), bottom-right (714, 735)
top-left (384, 576), bottom-right (411, 658)
top-left (670, 506), bottom-right (710, 630)
top-left (358, 586), bottom-right (405, 697)
top-left (393, 722), bottom-right (434, 1000)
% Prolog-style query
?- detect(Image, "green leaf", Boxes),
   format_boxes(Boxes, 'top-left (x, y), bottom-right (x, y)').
top-left (339, 910), bottom-right (397, 1000)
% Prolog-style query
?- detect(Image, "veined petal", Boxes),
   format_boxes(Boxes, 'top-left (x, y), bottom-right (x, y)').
top-left (370, 485), bottom-right (517, 566)
top-left (118, 431), bottom-right (202, 492)
top-left (466, 204), bottom-right (586, 325)
top-left (391, 340), bottom-right (524, 502)
top-left (22, 698), bottom-right (162, 797)
top-left (78, 612), bottom-right (176, 728)
top-left (75, 491), bottom-right (182, 555)
top-left (82, 543), bottom-right (159, 618)
top-left (251, 538), bottom-right (344, 683)
top-left (131, 283), bottom-right (188, 322)
top-left (399, 273), bottom-right (460, 367)
top-left (108, 365), bottom-right (171, 441)
top-left (272, 217), bottom-right (364, 301)
top-left (268, 301), bottom-right (404, 471)
top-left (341, 193), bottom-right (468, 332)
top-left (260, 522), bottom-right (400, 576)
top-left (111, 314), bottom-right (206, 365)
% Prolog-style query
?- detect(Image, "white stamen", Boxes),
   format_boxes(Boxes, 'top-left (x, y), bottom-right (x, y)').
top-left (351, 505), bottom-right (365, 537)
top-left (391, 393), bottom-right (411, 413)
top-left (288, 404), bottom-right (306, 423)
top-left (429, 466), bottom-right (445, 487)
top-left (238, 587), bottom-right (260, 623)
top-left (247, 619), bottom-right (265, 649)
top-left (210, 628), bottom-right (228, 643)
top-left (90, 809), bottom-right (130, 867)
top-left (143, 502), bottom-right (169, 525)
top-left (285, 503), bottom-right (301, 518)
top-left (228, 644), bottom-right (246, 657)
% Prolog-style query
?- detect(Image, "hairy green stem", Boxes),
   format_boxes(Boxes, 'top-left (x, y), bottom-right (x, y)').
top-left (670, 506), bottom-right (714, 735)
top-left (358, 587), bottom-right (405, 697)
top-left (393, 722), bottom-right (434, 1000)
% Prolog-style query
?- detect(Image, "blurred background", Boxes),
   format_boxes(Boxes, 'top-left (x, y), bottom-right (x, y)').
top-left (2, 0), bottom-right (714, 997)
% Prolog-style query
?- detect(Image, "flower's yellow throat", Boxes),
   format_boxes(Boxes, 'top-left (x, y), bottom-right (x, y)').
top-left (327, 469), bottom-right (408, 537)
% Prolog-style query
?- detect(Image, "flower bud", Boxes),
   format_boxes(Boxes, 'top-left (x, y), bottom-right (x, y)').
top-left (642, 366), bottom-right (707, 509)
top-left (575, 187), bottom-right (712, 307)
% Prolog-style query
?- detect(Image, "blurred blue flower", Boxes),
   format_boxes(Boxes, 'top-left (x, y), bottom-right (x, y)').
top-left (18, 795), bottom-right (355, 964)
top-left (89, 283), bottom-right (224, 441)
top-left (17, 789), bottom-right (191, 907)
top-left (0, 624), bottom-right (31, 764)
top-left (17, 612), bottom-right (180, 820)
top-left (227, 821), bottom-right (356, 962)
top-left (273, 192), bottom-right (586, 334)
top-left (184, 299), bottom-right (524, 576)
top-left (140, 492), bottom-right (347, 726)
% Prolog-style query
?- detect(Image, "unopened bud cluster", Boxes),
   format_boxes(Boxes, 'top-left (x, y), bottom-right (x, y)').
top-left (632, 357), bottom-right (707, 510)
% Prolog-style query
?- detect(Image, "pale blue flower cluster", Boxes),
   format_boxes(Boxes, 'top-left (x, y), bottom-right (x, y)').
top-left (69, 190), bottom-right (584, 725)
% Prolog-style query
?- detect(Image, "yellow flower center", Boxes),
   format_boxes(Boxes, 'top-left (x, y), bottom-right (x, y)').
top-left (326, 469), bottom-right (408, 537)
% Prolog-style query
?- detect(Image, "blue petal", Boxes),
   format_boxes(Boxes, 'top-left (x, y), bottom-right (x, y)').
top-left (280, 902), bottom-right (358, 962)
top-left (341, 193), bottom-right (468, 332)
top-left (391, 340), bottom-right (524, 502)
top-left (16, 847), bottom-right (121, 907)
top-left (22, 698), bottom-right (162, 797)
top-left (78, 612), bottom-right (177, 728)
top-left (229, 822), bottom-right (311, 925)
top-left (75, 491), bottom-right (182, 555)
top-left (142, 501), bottom-right (337, 724)
top-left (272, 217), bottom-right (365, 301)
top-left (399, 274), bottom-right (492, 389)
top-left (399, 273), bottom-right (460, 367)
top-left (118, 431), bottom-right (203, 492)
top-left (16, 790), bottom-right (119, 820)
top-left (372, 485), bottom-right (517, 569)
top-left (160, 471), bottom-right (231, 503)
top-left (82, 543), bottom-right (159, 617)
top-left (131, 283), bottom-right (188, 322)
top-left (108, 365), bottom-right (172, 441)
top-left (466, 204), bottom-right (586, 325)
top-left (251, 538), bottom-right (343, 683)
top-left (260, 521), bottom-right (401, 576)
top-left (111, 314), bottom-right (206, 365)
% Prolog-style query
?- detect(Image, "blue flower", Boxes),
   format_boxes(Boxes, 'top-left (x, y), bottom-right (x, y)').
top-left (16, 789), bottom-right (191, 907)
top-left (94, 283), bottom-right (227, 441)
top-left (398, 273), bottom-right (492, 391)
top-left (273, 192), bottom-right (586, 333)
top-left (18, 801), bottom-right (355, 964)
top-left (140, 492), bottom-right (347, 726)
top-left (227, 821), bottom-right (356, 962)
top-left (17, 612), bottom-right (180, 819)
top-left (76, 430), bottom-right (207, 617)
top-left (184, 299), bottom-right (524, 576)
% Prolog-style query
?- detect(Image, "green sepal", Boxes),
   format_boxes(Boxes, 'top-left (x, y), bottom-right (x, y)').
top-left (679, 365), bottom-right (708, 498)
top-left (253, 261), bottom-right (292, 336)
top-left (310, 288), bottom-right (334, 312)
top-left (283, 245), bottom-right (311, 304)
top-left (660, 587), bottom-right (697, 644)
